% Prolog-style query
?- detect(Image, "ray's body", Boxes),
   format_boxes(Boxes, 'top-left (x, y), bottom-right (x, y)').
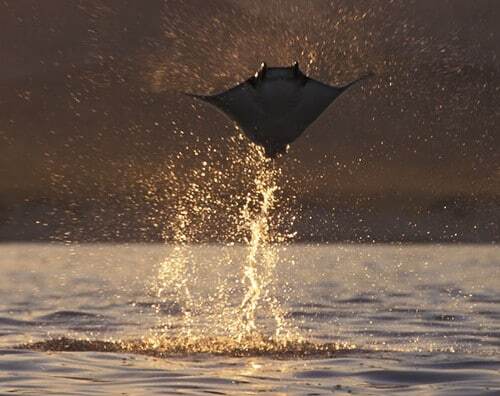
top-left (189, 62), bottom-right (371, 158)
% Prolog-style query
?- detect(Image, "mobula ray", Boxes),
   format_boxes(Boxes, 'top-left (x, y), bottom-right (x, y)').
top-left (188, 62), bottom-right (371, 158)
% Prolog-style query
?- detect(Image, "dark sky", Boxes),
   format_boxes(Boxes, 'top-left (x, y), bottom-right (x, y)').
top-left (1, 0), bottom-right (499, 242)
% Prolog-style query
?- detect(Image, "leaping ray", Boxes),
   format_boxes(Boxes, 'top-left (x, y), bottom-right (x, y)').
top-left (187, 62), bottom-right (372, 158)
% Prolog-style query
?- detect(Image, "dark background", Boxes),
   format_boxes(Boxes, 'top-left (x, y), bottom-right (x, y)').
top-left (1, 0), bottom-right (499, 242)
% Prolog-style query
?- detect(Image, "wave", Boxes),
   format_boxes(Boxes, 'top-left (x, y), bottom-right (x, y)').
top-left (18, 335), bottom-right (358, 359)
top-left (36, 311), bottom-right (107, 322)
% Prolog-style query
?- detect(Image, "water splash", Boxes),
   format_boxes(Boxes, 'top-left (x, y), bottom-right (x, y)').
top-left (147, 135), bottom-right (300, 349)
top-left (238, 158), bottom-right (286, 338)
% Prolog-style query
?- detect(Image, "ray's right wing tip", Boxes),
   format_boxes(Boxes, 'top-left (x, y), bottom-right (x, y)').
top-left (340, 71), bottom-right (375, 91)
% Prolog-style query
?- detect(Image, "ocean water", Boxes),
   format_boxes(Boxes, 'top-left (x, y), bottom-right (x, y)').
top-left (0, 243), bottom-right (499, 395)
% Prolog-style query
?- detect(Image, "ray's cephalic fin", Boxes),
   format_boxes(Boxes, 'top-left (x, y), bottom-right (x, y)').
top-left (248, 61), bottom-right (267, 86)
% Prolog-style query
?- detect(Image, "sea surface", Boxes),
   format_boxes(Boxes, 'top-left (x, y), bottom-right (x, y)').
top-left (0, 243), bottom-right (499, 395)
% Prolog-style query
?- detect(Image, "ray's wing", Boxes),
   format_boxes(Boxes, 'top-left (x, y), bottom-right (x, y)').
top-left (186, 79), bottom-right (264, 137)
top-left (290, 73), bottom-right (373, 139)
top-left (305, 72), bottom-right (374, 100)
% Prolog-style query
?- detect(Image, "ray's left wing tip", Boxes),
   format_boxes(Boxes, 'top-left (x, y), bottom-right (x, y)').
top-left (183, 92), bottom-right (216, 104)
top-left (183, 92), bottom-right (205, 99)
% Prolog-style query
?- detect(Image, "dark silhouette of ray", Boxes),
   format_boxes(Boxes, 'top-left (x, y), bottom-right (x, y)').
top-left (187, 62), bottom-right (372, 158)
